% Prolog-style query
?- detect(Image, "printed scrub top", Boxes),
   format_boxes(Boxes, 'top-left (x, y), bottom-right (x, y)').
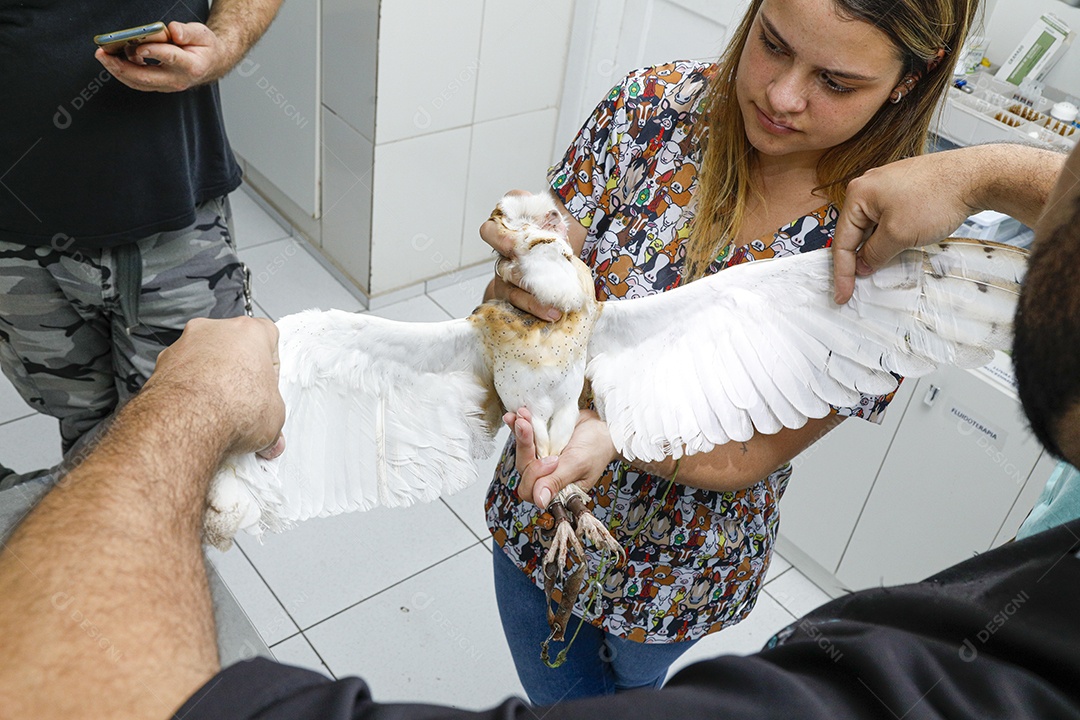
top-left (485, 61), bottom-right (898, 644)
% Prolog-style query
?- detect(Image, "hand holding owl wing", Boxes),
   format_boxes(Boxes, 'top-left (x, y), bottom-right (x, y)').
top-left (587, 239), bottom-right (1026, 463)
top-left (205, 309), bottom-right (497, 548)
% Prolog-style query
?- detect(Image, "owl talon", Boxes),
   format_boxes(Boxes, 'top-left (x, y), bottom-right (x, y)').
top-left (561, 486), bottom-right (623, 564)
top-left (544, 514), bottom-right (585, 574)
top-left (539, 484), bottom-right (628, 641)
top-left (542, 508), bottom-right (587, 644)
top-left (575, 512), bottom-right (624, 565)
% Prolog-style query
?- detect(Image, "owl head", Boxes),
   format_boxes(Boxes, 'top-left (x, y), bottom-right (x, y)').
top-left (492, 193), bottom-right (591, 312)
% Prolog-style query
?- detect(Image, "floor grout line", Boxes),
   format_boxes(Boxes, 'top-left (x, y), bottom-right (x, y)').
top-left (268, 630), bottom-right (338, 680)
top-left (235, 233), bottom-right (293, 252)
top-left (763, 566), bottom-right (791, 585)
top-left (439, 498), bottom-right (487, 543)
top-left (232, 542), bottom-right (303, 643)
top-left (297, 537), bottom-right (489, 635)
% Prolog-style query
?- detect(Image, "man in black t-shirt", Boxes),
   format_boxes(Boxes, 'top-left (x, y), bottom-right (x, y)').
top-left (0, 1), bottom-right (280, 484)
top-left (0, 145), bottom-right (1077, 717)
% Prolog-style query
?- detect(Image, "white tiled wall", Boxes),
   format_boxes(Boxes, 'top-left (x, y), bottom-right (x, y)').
top-left (366, 0), bottom-right (573, 295)
top-left (322, 109), bottom-right (375, 290)
top-left (321, 0), bottom-right (378, 143)
top-left (370, 127), bottom-right (473, 293)
top-left (230, 1), bottom-right (572, 300)
top-left (555, 0), bottom-right (748, 152)
top-left (634, 1), bottom-right (736, 67)
top-left (472, 1), bottom-right (575, 124)
top-left (375, 0), bottom-right (485, 145)
top-left (221, 0), bottom-right (321, 218)
top-left (461, 108), bottom-right (560, 267)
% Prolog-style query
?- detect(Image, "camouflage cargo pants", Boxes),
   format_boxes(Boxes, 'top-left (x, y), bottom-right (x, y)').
top-left (0, 195), bottom-right (252, 458)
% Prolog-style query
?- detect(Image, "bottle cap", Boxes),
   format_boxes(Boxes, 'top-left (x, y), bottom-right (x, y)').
top-left (1051, 101), bottom-right (1078, 123)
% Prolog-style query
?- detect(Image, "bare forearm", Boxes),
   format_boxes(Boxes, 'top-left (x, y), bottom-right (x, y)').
top-left (629, 447), bottom-right (773, 494)
top-left (965, 144), bottom-right (1067, 228)
top-left (206, 0), bottom-right (283, 79)
top-left (0, 383), bottom-right (230, 718)
top-left (629, 414), bottom-right (844, 493)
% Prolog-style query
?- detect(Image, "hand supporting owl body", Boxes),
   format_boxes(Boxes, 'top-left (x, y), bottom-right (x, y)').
top-left (505, 406), bottom-right (618, 509)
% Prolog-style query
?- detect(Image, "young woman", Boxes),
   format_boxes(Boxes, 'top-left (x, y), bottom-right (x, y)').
top-left (482, 0), bottom-right (988, 704)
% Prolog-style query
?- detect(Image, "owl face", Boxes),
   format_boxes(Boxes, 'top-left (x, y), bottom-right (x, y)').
top-left (494, 193), bottom-right (569, 242)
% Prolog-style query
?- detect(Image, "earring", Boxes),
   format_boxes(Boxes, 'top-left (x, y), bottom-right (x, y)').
top-left (889, 75), bottom-right (917, 104)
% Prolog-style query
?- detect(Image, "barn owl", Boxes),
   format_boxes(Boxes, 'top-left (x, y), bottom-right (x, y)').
top-left (204, 193), bottom-right (1025, 638)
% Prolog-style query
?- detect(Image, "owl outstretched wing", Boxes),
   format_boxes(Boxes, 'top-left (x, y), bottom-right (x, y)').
top-left (587, 239), bottom-right (1025, 463)
top-left (205, 308), bottom-right (497, 548)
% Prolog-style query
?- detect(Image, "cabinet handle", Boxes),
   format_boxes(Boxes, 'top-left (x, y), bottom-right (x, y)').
top-left (923, 384), bottom-right (940, 407)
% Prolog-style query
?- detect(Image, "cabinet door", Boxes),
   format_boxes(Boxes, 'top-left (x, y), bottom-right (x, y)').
top-left (836, 365), bottom-right (1044, 589)
top-left (778, 377), bottom-right (916, 575)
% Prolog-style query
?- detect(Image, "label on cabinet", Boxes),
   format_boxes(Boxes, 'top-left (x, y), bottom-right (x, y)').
top-left (974, 351), bottom-right (1019, 397)
top-left (947, 401), bottom-right (1008, 447)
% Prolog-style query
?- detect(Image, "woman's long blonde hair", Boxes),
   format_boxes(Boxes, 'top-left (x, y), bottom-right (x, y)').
top-left (684, 0), bottom-right (980, 280)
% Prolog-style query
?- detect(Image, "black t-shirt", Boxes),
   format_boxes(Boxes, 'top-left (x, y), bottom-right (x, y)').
top-left (178, 519), bottom-right (1080, 719)
top-left (0, 1), bottom-right (241, 248)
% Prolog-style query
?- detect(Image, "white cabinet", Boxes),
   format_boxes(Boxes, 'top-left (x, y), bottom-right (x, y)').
top-left (779, 376), bottom-right (918, 577)
top-left (835, 366), bottom-right (1045, 588)
top-left (779, 359), bottom-right (1052, 592)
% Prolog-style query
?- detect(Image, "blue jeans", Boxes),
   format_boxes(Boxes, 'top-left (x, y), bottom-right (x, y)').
top-left (492, 544), bottom-right (698, 705)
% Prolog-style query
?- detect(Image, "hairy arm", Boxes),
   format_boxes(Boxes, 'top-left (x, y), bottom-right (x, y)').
top-left (833, 144), bottom-right (1066, 303)
top-left (97, 0), bottom-right (283, 92)
top-left (0, 318), bottom-right (283, 719)
top-left (203, 0), bottom-right (284, 80)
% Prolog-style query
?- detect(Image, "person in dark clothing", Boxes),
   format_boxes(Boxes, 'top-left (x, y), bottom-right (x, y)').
top-left (0, 146), bottom-right (1077, 719)
top-left (0, 0), bottom-right (281, 485)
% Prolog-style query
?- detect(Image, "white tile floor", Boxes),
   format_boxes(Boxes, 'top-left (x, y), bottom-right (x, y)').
top-left (0, 185), bottom-right (835, 710)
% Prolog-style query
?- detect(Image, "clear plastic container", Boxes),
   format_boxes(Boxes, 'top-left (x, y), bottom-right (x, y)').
top-left (943, 74), bottom-right (1076, 151)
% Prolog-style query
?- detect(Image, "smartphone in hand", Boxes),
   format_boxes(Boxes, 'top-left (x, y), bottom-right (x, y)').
top-left (93, 21), bottom-right (171, 56)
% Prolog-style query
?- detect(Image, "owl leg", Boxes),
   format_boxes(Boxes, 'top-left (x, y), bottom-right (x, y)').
top-left (541, 484), bottom-right (623, 583)
top-left (561, 483), bottom-right (623, 561)
top-left (531, 415), bottom-right (554, 459)
top-left (540, 483), bottom-right (624, 641)
top-left (545, 404), bottom-right (579, 456)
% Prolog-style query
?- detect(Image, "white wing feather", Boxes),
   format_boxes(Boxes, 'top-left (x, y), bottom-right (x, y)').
top-left (206, 308), bottom-right (494, 547)
top-left (588, 239), bottom-right (1025, 463)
